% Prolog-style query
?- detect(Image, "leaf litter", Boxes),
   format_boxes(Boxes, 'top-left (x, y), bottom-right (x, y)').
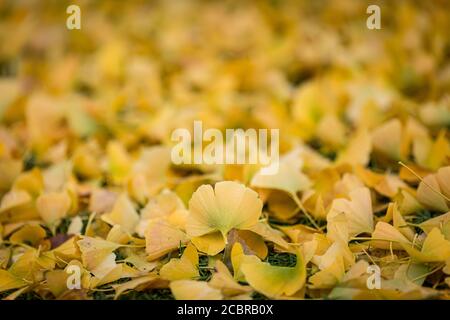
top-left (0, 0), bottom-right (450, 300)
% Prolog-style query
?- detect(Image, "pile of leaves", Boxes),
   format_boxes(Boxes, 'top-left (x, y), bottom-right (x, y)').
top-left (0, 0), bottom-right (450, 300)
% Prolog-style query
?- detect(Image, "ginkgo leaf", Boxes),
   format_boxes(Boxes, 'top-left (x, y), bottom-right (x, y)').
top-left (251, 148), bottom-right (311, 196)
top-left (0, 189), bottom-right (39, 223)
top-left (231, 242), bottom-right (260, 282)
top-left (355, 166), bottom-right (409, 198)
top-left (0, 159), bottom-right (22, 195)
top-left (136, 190), bottom-right (187, 237)
top-left (90, 261), bottom-right (123, 288)
top-left (371, 118), bottom-right (403, 160)
top-left (341, 260), bottom-right (370, 282)
top-left (72, 143), bottom-right (102, 180)
top-left (170, 280), bottom-right (223, 300)
top-left (394, 263), bottom-right (429, 287)
top-left (128, 146), bottom-right (171, 203)
top-left (8, 248), bottom-right (56, 283)
top-left (191, 232), bottom-right (226, 256)
top-left (101, 193), bottom-right (139, 234)
top-left (235, 229), bottom-right (268, 259)
top-left (337, 128), bottom-right (372, 166)
top-left (304, 233), bottom-right (332, 265)
top-left (327, 212), bottom-right (349, 244)
top-left (0, 189), bottom-right (31, 213)
top-left (160, 243), bottom-right (199, 281)
top-left (391, 203), bottom-right (415, 241)
top-left (395, 189), bottom-right (423, 215)
top-left (414, 130), bottom-right (449, 170)
top-left (333, 173), bottom-right (365, 197)
top-left (240, 250), bottom-right (306, 298)
top-left (277, 224), bottom-right (317, 244)
top-left (401, 228), bottom-right (450, 262)
top-left (316, 114), bottom-right (347, 147)
top-left (140, 190), bottom-right (186, 221)
top-left (145, 219), bottom-right (189, 260)
top-left (309, 242), bottom-right (347, 289)
top-left (45, 270), bottom-right (70, 297)
top-left (174, 174), bottom-right (221, 207)
top-left (209, 260), bottom-right (252, 296)
top-left (327, 187), bottom-right (374, 237)
top-left (9, 224), bottom-right (46, 246)
top-left (0, 269), bottom-right (28, 293)
top-left (123, 250), bottom-right (157, 273)
top-left (186, 181), bottom-right (262, 239)
top-left (417, 174), bottom-right (449, 212)
top-left (112, 273), bottom-right (166, 299)
top-left (314, 238), bottom-right (354, 270)
top-left (230, 242), bottom-right (245, 280)
top-left (77, 236), bottom-right (121, 272)
top-left (36, 191), bottom-right (71, 225)
top-left (12, 168), bottom-right (44, 197)
top-left (106, 225), bottom-right (132, 244)
top-left (245, 222), bottom-right (290, 250)
top-left (268, 190), bottom-right (304, 220)
top-left (107, 141), bottom-right (132, 184)
top-left (52, 236), bottom-right (82, 262)
top-left (371, 221), bottom-right (411, 250)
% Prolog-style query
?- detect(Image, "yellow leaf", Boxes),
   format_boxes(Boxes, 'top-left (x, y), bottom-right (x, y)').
top-left (10, 224), bottom-right (46, 246)
top-left (0, 159), bottom-right (22, 194)
top-left (235, 229), bottom-right (268, 259)
top-left (209, 260), bottom-right (252, 296)
top-left (107, 141), bottom-right (131, 184)
top-left (0, 270), bottom-right (28, 293)
top-left (327, 187), bottom-right (374, 237)
top-left (112, 273), bottom-right (165, 299)
top-left (187, 181), bottom-right (262, 239)
top-left (170, 280), bottom-right (223, 300)
top-left (160, 243), bottom-right (199, 281)
top-left (101, 193), bottom-right (139, 234)
top-left (241, 250), bottom-right (306, 298)
top-left (424, 130), bottom-right (449, 170)
top-left (278, 224), bottom-right (317, 244)
top-left (402, 228), bottom-right (450, 262)
top-left (77, 236), bottom-right (120, 273)
top-left (337, 128), bottom-right (372, 166)
top-left (371, 119), bottom-right (403, 160)
top-left (90, 262), bottom-right (123, 288)
top-left (245, 222), bottom-right (290, 250)
top-left (0, 190), bottom-right (31, 213)
top-left (45, 270), bottom-right (70, 297)
top-left (52, 236), bottom-right (81, 263)
top-left (371, 221), bottom-right (411, 250)
top-left (395, 189), bottom-right (423, 215)
top-left (36, 191), bottom-right (71, 225)
top-left (145, 219), bottom-right (188, 260)
top-left (191, 231), bottom-right (226, 256)
top-left (9, 248), bottom-right (55, 283)
top-left (417, 174), bottom-right (449, 212)
top-left (392, 203), bottom-right (415, 241)
top-left (12, 168), bottom-right (44, 198)
top-left (309, 243), bottom-right (346, 289)
top-left (251, 148), bottom-right (311, 196)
